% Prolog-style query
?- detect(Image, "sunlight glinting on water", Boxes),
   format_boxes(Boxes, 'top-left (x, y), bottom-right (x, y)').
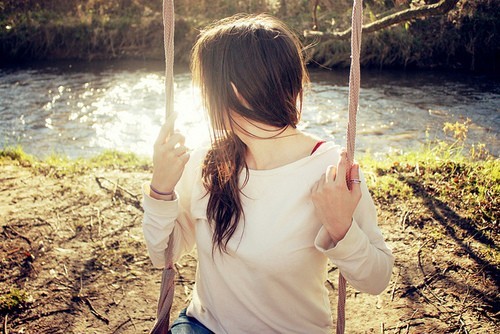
top-left (0, 64), bottom-right (498, 158)
top-left (88, 73), bottom-right (208, 156)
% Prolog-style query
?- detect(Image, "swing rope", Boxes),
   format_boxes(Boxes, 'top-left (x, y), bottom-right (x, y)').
top-left (161, 1), bottom-right (363, 333)
top-left (346, 0), bottom-right (363, 169)
top-left (163, 0), bottom-right (175, 134)
top-left (337, 1), bottom-right (363, 333)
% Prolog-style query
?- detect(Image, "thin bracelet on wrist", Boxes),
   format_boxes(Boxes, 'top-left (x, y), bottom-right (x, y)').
top-left (150, 184), bottom-right (174, 196)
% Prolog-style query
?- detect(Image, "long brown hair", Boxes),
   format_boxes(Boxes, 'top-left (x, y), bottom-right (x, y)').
top-left (191, 14), bottom-right (309, 253)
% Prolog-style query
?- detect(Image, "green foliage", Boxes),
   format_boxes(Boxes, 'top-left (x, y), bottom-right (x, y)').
top-left (312, 39), bottom-right (351, 68)
top-left (310, 0), bottom-right (500, 71)
top-left (0, 0), bottom-right (162, 61)
top-left (1, 0), bottom-right (498, 70)
top-left (0, 147), bottom-right (151, 176)
top-left (0, 288), bottom-right (30, 313)
top-left (360, 119), bottom-right (498, 228)
top-left (87, 150), bottom-right (150, 170)
top-left (0, 145), bottom-right (34, 166)
top-left (365, 171), bottom-right (414, 204)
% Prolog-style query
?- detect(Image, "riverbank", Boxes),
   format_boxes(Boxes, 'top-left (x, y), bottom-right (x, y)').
top-left (1, 136), bottom-right (498, 333)
top-left (1, 0), bottom-right (498, 72)
top-left (2, 63), bottom-right (499, 162)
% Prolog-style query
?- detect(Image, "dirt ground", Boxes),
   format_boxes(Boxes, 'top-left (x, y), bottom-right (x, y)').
top-left (0, 160), bottom-right (498, 333)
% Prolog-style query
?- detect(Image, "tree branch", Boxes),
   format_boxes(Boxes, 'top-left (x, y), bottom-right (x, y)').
top-left (312, 0), bottom-right (320, 30)
top-left (304, 0), bottom-right (459, 40)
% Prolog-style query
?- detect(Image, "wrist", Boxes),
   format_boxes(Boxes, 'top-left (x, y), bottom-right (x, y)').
top-left (150, 183), bottom-right (174, 196)
top-left (325, 219), bottom-right (352, 243)
top-left (149, 184), bottom-right (175, 201)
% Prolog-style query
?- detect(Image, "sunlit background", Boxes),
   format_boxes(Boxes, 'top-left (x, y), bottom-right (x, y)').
top-left (1, 61), bottom-right (498, 159)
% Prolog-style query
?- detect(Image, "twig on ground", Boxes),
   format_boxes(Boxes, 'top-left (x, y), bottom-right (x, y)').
top-left (408, 309), bottom-right (418, 321)
top-left (458, 315), bottom-right (469, 334)
top-left (416, 241), bottom-right (429, 277)
top-left (3, 225), bottom-right (32, 246)
top-left (78, 274), bottom-right (83, 296)
top-left (385, 320), bottom-right (424, 333)
top-left (401, 270), bottom-right (442, 298)
top-left (112, 179), bottom-right (118, 196)
top-left (77, 296), bottom-right (110, 324)
top-left (20, 308), bottom-right (74, 323)
top-left (125, 309), bottom-right (137, 331)
top-left (400, 210), bottom-right (410, 230)
top-left (455, 286), bottom-right (471, 334)
top-left (392, 321), bottom-right (401, 334)
top-left (52, 277), bottom-right (76, 291)
top-left (95, 176), bottom-right (139, 198)
top-left (95, 208), bottom-right (102, 237)
top-left (417, 241), bottom-right (447, 306)
top-left (112, 318), bottom-right (131, 334)
top-left (391, 271), bottom-right (400, 302)
top-left (5, 218), bottom-right (50, 229)
top-left (3, 314), bottom-right (8, 334)
top-left (89, 215), bottom-right (94, 242)
top-left (62, 263), bottom-right (69, 278)
top-left (328, 266), bottom-right (338, 273)
top-left (6, 247), bottom-right (21, 255)
top-left (111, 284), bottom-right (125, 306)
top-left (176, 278), bottom-right (195, 284)
top-left (100, 220), bottom-right (138, 239)
top-left (326, 279), bottom-right (335, 291)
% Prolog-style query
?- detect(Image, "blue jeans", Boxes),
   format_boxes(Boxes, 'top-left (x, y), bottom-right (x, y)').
top-left (170, 308), bottom-right (214, 334)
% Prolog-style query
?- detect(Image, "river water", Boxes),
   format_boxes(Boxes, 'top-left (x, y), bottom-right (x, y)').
top-left (1, 60), bottom-right (498, 159)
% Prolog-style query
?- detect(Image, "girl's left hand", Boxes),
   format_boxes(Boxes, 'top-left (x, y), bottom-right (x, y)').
top-left (311, 150), bottom-right (362, 243)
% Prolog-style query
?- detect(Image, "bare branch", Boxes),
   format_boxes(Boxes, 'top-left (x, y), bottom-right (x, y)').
top-left (304, 0), bottom-right (459, 40)
top-left (312, 0), bottom-right (320, 30)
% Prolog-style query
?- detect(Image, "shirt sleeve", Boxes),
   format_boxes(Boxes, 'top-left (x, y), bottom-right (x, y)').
top-left (142, 147), bottom-right (207, 268)
top-left (314, 170), bottom-right (394, 295)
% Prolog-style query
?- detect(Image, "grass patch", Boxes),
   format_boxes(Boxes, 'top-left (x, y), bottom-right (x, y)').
top-left (360, 119), bottom-right (498, 268)
top-left (361, 143), bottom-right (498, 226)
top-left (363, 120), bottom-right (496, 197)
top-left (0, 147), bottom-right (151, 176)
top-left (0, 145), bottom-right (35, 166)
top-left (87, 150), bottom-right (150, 170)
top-left (0, 288), bottom-right (30, 313)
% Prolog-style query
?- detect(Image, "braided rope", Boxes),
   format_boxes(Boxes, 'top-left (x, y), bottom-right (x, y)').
top-left (163, 0), bottom-right (175, 134)
top-left (151, 2), bottom-right (176, 331)
top-left (337, 0), bottom-right (363, 333)
top-left (346, 0), bottom-right (363, 169)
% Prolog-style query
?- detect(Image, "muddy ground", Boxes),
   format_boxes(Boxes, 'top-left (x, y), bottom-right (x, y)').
top-left (0, 160), bottom-right (498, 333)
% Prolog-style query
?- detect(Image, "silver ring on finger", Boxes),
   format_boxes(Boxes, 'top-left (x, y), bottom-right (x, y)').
top-left (349, 179), bottom-right (361, 184)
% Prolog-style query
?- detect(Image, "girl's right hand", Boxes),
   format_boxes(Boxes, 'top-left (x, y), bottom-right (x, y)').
top-left (150, 123), bottom-right (190, 200)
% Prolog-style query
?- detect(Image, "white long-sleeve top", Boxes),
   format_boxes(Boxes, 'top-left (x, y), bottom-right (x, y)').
top-left (142, 142), bottom-right (394, 334)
